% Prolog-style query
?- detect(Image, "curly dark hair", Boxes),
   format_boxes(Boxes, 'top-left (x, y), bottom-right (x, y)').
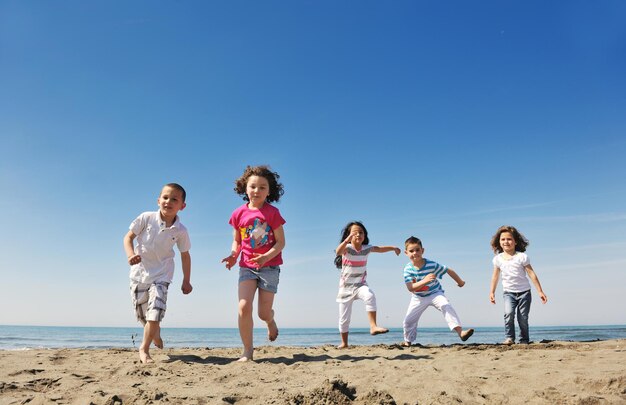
top-left (234, 165), bottom-right (284, 203)
top-left (334, 221), bottom-right (369, 269)
top-left (490, 225), bottom-right (529, 253)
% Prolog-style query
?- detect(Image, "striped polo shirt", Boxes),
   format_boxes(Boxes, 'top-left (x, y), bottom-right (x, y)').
top-left (336, 244), bottom-right (374, 303)
top-left (403, 258), bottom-right (448, 297)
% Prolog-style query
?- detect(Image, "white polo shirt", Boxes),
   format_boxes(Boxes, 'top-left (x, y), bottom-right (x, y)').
top-left (129, 211), bottom-right (191, 284)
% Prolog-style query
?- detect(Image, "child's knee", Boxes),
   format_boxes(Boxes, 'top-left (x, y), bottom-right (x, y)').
top-left (258, 308), bottom-right (273, 322)
top-left (238, 300), bottom-right (253, 316)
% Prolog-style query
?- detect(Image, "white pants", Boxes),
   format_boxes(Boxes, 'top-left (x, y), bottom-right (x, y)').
top-left (338, 285), bottom-right (377, 333)
top-left (403, 292), bottom-right (461, 343)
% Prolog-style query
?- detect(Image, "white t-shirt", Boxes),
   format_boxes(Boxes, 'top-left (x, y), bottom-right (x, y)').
top-left (492, 252), bottom-right (531, 293)
top-left (129, 211), bottom-right (191, 284)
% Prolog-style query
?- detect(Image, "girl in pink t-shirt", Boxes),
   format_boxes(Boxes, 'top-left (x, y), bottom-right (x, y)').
top-left (222, 165), bottom-right (286, 362)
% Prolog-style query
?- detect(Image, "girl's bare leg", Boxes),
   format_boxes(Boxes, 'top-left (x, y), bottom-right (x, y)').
top-left (367, 311), bottom-right (389, 335)
top-left (238, 280), bottom-right (257, 361)
top-left (338, 332), bottom-right (349, 349)
top-left (258, 289), bottom-right (278, 341)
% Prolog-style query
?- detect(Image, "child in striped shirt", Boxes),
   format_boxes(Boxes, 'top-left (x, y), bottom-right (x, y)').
top-left (401, 236), bottom-right (474, 346)
top-left (334, 221), bottom-right (401, 348)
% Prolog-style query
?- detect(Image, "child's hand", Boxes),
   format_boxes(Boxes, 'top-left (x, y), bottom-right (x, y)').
top-left (128, 254), bottom-right (142, 265)
top-left (250, 253), bottom-right (269, 268)
top-left (489, 293), bottom-right (496, 304)
top-left (423, 273), bottom-right (436, 283)
top-left (393, 247), bottom-right (401, 256)
top-left (457, 279), bottom-right (465, 288)
top-left (181, 280), bottom-right (193, 294)
top-left (221, 255), bottom-right (237, 270)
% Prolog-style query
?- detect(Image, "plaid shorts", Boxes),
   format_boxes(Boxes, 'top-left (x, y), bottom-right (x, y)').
top-left (130, 282), bottom-right (169, 325)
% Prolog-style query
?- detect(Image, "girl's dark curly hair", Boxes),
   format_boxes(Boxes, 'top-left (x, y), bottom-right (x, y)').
top-left (490, 225), bottom-right (529, 253)
top-left (234, 165), bottom-right (284, 203)
top-left (334, 221), bottom-right (369, 269)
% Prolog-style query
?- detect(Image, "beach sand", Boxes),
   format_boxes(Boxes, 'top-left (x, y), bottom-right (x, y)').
top-left (1, 339), bottom-right (624, 404)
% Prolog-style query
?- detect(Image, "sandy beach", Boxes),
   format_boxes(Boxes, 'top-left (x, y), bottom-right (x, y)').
top-left (1, 339), bottom-right (624, 404)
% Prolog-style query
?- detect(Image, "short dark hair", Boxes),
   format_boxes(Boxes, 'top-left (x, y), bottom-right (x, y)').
top-left (404, 236), bottom-right (423, 249)
top-left (163, 183), bottom-right (187, 202)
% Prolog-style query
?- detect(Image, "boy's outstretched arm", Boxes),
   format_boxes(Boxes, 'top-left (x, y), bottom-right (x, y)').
top-left (525, 264), bottom-right (548, 303)
top-left (124, 231), bottom-right (141, 265)
top-left (371, 246), bottom-right (401, 255)
top-left (180, 251), bottom-right (192, 294)
top-left (489, 266), bottom-right (500, 304)
top-left (447, 268), bottom-right (465, 287)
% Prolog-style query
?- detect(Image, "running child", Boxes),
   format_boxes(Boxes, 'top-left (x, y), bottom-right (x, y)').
top-left (402, 236), bottom-right (473, 346)
top-left (222, 165), bottom-right (285, 362)
top-left (489, 225), bottom-right (548, 344)
top-left (334, 221), bottom-right (401, 349)
top-left (123, 183), bottom-right (193, 363)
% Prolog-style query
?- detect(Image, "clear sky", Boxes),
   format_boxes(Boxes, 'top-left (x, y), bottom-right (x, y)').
top-left (2, 1), bottom-right (625, 330)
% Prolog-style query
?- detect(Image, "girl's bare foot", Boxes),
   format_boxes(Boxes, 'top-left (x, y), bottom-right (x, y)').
top-left (267, 319), bottom-right (279, 342)
top-left (400, 341), bottom-right (411, 347)
top-left (337, 343), bottom-right (348, 349)
top-left (370, 326), bottom-right (389, 335)
top-left (139, 349), bottom-right (153, 364)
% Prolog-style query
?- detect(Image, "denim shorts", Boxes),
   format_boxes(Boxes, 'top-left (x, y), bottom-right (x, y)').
top-left (239, 266), bottom-right (281, 293)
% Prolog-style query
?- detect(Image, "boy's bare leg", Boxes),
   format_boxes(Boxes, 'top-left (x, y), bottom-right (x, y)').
top-left (367, 311), bottom-right (389, 335)
top-left (338, 332), bottom-right (349, 349)
top-left (139, 321), bottom-right (159, 363)
top-left (152, 322), bottom-right (163, 349)
top-left (454, 326), bottom-right (474, 341)
top-left (238, 280), bottom-right (257, 362)
top-left (258, 289), bottom-right (278, 342)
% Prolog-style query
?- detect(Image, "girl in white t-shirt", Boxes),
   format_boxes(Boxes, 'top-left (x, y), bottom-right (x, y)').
top-left (489, 225), bottom-right (548, 345)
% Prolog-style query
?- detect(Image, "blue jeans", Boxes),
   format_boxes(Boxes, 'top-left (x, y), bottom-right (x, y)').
top-left (503, 290), bottom-right (532, 343)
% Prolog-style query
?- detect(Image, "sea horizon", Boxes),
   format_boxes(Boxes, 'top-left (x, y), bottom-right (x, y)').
top-left (1, 324), bottom-right (624, 351)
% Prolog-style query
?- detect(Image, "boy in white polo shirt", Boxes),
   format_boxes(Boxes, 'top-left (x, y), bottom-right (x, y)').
top-left (123, 183), bottom-right (192, 363)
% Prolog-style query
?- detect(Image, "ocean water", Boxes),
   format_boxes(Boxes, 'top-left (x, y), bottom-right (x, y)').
top-left (0, 325), bottom-right (624, 350)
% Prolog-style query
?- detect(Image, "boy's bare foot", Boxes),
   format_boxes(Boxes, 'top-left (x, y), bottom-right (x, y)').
top-left (153, 335), bottom-right (163, 349)
top-left (237, 349), bottom-right (254, 362)
top-left (370, 327), bottom-right (389, 335)
top-left (400, 341), bottom-right (411, 347)
top-left (460, 328), bottom-right (474, 342)
top-left (337, 343), bottom-right (349, 349)
top-left (139, 350), bottom-right (153, 364)
top-left (267, 319), bottom-right (279, 342)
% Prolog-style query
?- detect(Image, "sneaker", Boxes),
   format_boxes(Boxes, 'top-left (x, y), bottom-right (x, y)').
top-left (502, 338), bottom-right (514, 345)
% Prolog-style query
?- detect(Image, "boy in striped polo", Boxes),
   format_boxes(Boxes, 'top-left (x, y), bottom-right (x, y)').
top-left (401, 236), bottom-right (474, 346)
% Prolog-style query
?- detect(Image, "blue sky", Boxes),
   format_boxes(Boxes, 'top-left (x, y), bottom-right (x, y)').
top-left (1, 1), bottom-right (625, 330)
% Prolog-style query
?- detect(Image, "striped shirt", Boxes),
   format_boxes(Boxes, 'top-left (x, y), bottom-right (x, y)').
top-left (403, 258), bottom-right (448, 297)
top-left (336, 244), bottom-right (374, 303)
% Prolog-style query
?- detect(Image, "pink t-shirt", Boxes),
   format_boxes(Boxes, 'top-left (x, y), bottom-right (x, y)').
top-left (229, 203), bottom-right (286, 268)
